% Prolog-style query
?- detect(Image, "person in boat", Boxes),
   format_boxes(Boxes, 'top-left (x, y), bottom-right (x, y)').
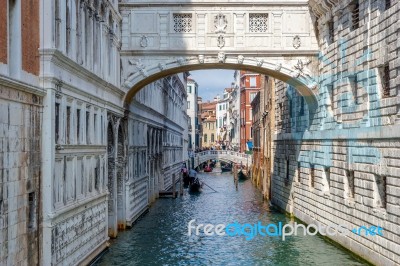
top-left (188, 169), bottom-right (197, 184)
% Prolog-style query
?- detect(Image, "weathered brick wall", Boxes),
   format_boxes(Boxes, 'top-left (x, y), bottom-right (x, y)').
top-left (0, 84), bottom-right (42, 265)
top-left (271, 1), bottom-right (400, 265)
top-left (21, 0), bottom-right (40, 75)
top-left (0, 0), bottom-right (7, 64)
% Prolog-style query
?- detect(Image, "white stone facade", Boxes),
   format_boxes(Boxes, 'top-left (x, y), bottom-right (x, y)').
top-left (186, 78), bottom-right (199, 150)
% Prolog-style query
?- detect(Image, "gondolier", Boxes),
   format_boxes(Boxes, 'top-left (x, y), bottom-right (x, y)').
top-left (189, 168), bottom-right (197, 184)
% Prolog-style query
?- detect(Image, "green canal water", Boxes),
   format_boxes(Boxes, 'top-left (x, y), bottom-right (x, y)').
top-left (94, 172), bottom-right (368, 266)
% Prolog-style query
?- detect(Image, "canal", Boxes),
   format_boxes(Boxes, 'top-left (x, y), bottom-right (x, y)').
top-left (94, 172), bottom-right (368, 266)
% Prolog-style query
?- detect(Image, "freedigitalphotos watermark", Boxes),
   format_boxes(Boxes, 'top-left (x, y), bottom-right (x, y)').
top-left (187, 219), bottom-right (383, 241)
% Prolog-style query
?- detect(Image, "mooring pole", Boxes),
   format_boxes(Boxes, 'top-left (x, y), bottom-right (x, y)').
top-left (172, 174), bottom-right (176, 198)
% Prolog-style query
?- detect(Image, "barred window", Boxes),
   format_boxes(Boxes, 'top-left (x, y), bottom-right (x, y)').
top-left (381, 64), bottom-right (390, 98)
top-left (385, 0), bottom-right (392, 10)
top-left (173, 14), bottom-right (192, 33)
top-left (328, 20), bottom-right (334, 44)
top-left (351, 0), bottom-right (359, 31)
top-left (249, 13), bottom-right (268, 33)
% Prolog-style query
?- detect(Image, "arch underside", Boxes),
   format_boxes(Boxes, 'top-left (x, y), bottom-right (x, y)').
top-left (122, 56), bottom-right (319, 116)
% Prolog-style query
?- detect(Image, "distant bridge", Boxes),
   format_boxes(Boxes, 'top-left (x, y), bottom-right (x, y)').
top-left (193, 150), bottom-right (252, 168)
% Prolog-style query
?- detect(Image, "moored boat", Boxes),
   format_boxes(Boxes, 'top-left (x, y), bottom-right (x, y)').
top-left (189, 178), bottom-right (202, 192)
top-left (204, 165), bottom-right (213, 172)
top-left (238, 169), bottom-right (248, 180)
top-left (221, 164), bottom-right (232, 172)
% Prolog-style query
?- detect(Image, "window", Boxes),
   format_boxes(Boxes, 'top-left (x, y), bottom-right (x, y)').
top-left (204, 134), bottom-right (207, 143)
top-left (187, 86), bottom-right (191, 93)
top-left (173, 13), bottom-right (192, 33)
top-left (55, 103), bottom-right (60, 143)
top-left (385, 0), bottom-right (392, 10)
top-left (310, 164), bottom-right (315, 188)
top-left (249, 13), bottom-right (268, 33)
top-left (94, 113), bottom-right (97, 144)
top-left (76, 108), bottom-right (81, 143)
top-left (66, 106), bottom-right (71, 144)
top-left (380, 63), bottom-right (390, 98)
top-left (328, 19), bottom-right (334, 44)
top-left (374, 175), bottom-right (387, 208)
top-left (299, 97), bottom-right (304, 116)
top-left (249, 109), bottom-right (252, 120)
top-left (350, 75), bottom-right (358, 104)
top-left (250, 77), bottom-right (256, 87)
top-left (250, 92), bottom-right (257, 102)
top-left (351, 0), bottom-right (359, 31)
top-left (346, 170), bottom-right (355, 198)
top-left (86, 111), bottom-right (90, 144)
top-left (28, 192), bottom-right (35, 229)
top-left (250, 126), bottom-right (253, 138)
top-left (211, 133), bottom-right (214, 142)
top-left (187, 101), bottom-right (190, 109)
top-left (325, 167), bottom-right (331, 192)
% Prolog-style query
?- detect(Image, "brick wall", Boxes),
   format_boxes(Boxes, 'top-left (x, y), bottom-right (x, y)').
top-left (0, 0), bottom-right (7, 64)
top-left (21, 0), bottom-right (39, 75)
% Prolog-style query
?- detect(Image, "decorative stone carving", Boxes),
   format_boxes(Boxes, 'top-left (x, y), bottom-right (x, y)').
top-left (176, 57), bottom-right (185, 66)
top-left (55, 80), bottom-right (63, 98)
top-left (293, 35), bottom-right (301, 49)
top-left (158, 62), bottom-right (166, 71)
top-left (218, 52), bottom-right (226, 63)
top-left (214, 13), bottom-right (228, 34)
top-left (140, 35), bottom-right (148, 47)
top-left (275, 63), bottom-right (282, 71)
top-left (217, 35), bottom-right (225, 48)
top-left (294, 59), bottom-right (312, 77)
top-left (256, 58), bottom-right (264, 67)
top-left (237, 55), bottom-right (244, 64)
top-left (198, 55), bottom-right (205, 64)
top-left (128, 59), bottom-right (148, 77)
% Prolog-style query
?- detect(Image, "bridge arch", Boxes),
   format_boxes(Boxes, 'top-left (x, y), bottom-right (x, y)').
top-left (122, 56), bottom-right (319, 118)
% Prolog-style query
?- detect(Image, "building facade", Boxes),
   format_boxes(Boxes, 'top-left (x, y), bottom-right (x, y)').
top-left (229, 71), bottom-right (241, 151)
top-left (186, 78), bottom-right (200, 151)
top-left (200, 101), bottom-right (217, 149)
top-left (240, 71), bottom-right (261, 152)
top-left (216, 90), bottom-right (230, 149)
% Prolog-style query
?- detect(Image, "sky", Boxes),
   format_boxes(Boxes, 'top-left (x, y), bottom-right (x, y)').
top-left (189, 69), bottom-right (235, 102)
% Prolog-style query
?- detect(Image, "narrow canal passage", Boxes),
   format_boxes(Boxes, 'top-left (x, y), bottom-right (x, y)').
top-left (95, 173), bottom-right (368, 266)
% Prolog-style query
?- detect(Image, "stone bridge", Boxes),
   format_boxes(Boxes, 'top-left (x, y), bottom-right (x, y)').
top-left (119, 1), bottom-right (320, 117)
top-left (193, 150), bottom-right (252, 168)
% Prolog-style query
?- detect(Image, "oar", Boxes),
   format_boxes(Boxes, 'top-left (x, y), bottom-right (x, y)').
top-left (202, 181), bottom-right (218, 193)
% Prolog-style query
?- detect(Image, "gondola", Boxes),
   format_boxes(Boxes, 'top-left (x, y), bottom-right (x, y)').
top-left (238, 169), bottom-right (248, 180)
top-left (189, 178), bottom-right (202, 192)
top-left (204, 165), bottom-right (213, 172)
top-left (221, 164), bottom-right (232, 173)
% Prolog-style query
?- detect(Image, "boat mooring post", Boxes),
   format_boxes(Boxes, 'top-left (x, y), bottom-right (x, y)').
top-left (234, 164), bottom-right (238, 191)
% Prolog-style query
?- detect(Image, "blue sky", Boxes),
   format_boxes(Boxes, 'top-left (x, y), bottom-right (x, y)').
top-left (189, 69), bottom-right (235, 102)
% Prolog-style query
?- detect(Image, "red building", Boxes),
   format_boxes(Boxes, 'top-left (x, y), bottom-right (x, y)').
top-left (240, 71), bottom-right (261, 152)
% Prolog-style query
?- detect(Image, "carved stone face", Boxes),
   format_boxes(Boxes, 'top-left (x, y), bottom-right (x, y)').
top-left (198, 55), bottom-right (205, 64)
top-left (237, 55), bottom-right (244, 64)
top-left (218, 52), bottom-right (225, 63)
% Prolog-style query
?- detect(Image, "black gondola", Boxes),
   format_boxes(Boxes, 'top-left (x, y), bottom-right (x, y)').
top-left (221, 164), bottom-right (232, 172)
top-left (189, 177), bottom-right (202, 192)
top-left (238, 169), bottom-right (248, 180)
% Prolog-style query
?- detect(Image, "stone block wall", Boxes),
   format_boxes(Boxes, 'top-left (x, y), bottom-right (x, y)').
top-left (271, 2), bottom-right (400, 265)
top-left (0, 84), bottom-right (42, 266)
